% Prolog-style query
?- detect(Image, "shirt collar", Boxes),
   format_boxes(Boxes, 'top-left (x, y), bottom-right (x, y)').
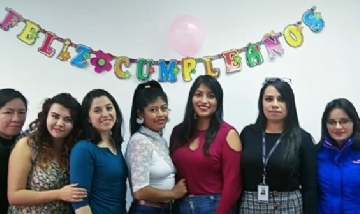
top-left (139, 126), bottom-right (162, 140)
top-left (323, 136), bottom-right (354, 150)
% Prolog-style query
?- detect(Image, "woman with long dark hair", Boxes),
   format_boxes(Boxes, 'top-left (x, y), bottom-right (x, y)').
top-left (125, 80), bottom-right (187, 214)
top-left (317, 98), bottom-right (360, 213)
top-left (239, 78), bottom-right (317, 213)
top-left (170, 75), bottom-right (242, 214)
top-left (7, 93), bottom-right (86, 213)
top-left (0, 89), bottom-right (27, 213)
top-left (70, 89), bottom-right (127, 214)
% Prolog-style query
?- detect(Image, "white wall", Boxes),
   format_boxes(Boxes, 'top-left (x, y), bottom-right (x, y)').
top-left (0, 0), bottom-right (359, 208)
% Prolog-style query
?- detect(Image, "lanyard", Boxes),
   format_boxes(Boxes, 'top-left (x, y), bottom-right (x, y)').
top-left (262, 131), bottom-right (282, 183)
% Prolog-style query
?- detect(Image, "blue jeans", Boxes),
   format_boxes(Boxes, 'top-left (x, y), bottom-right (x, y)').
top-left (172, 194), bottom-right (221, 214)
top-left (127, 203), bottom-right (170, 214)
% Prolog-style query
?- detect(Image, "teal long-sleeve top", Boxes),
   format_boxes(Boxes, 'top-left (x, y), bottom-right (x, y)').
top-left (70, 140), bottom-right (127, 214)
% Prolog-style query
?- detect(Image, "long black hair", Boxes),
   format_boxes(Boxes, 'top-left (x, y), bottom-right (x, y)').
top-left (129, 80), bottom-right (168, 136)
top-left (171, 75), bottom-right (224, 155)
top-left (318, 98), bottom-right (360, 149)
top-left (253, 78), bottom-right (302, 165)
top-left (80, 89), bottom-right (124, 145)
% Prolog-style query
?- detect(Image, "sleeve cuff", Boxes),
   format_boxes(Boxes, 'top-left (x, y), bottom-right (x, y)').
top-left (132, 183), bottom-right (149, 192)
top-left (72, 200), bottom-right (89, 210)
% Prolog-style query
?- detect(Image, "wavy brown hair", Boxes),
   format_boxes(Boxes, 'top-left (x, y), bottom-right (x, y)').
top-left (26, 93), bottom-right (82, 170)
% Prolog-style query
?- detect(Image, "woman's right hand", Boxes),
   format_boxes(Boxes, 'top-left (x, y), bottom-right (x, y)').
top-left (172, 179), bottom-right (187, 199)
top-left (58, 183), bottom-right (87, 202)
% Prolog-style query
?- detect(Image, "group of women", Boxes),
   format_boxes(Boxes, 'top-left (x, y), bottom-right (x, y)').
top-left (0, 75), bottom-right (359, 214)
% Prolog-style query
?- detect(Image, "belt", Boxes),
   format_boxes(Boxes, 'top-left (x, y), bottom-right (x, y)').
top-left (133, 200), bottom-right (171, 209)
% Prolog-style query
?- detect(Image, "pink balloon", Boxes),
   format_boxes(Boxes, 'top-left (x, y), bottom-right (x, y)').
top-left (167, 15), bottom-right (205, 57)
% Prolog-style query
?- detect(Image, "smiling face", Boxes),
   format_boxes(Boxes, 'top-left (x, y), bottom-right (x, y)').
top-left (0, 98), bottom-right (27, 138)
top-left (192, 84), bottom-right (217, 118)
top-left (326, 108), bottom-right (353, 142)
top-left (88, 96), bottom-right (117, 134)
top-left (262, 85), bottom-right (287, 122)
top-left (46, 103), bottom-right (73, 139)
top-left (138, 98), bottom-right (168, 133)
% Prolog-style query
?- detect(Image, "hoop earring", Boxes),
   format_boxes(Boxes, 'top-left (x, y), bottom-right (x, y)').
top-left (194, 113), bottom-right (197, 119)
top-left (136, 117), bottom-right (144, 124)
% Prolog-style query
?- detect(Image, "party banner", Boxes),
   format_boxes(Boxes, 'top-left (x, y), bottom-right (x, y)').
top-left (0, 6), bottom-right (325, 83)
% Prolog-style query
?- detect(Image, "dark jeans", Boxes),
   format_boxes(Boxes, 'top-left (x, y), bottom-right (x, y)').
top-left (172, 194), bottom-right (221, 214)
top-left (127, 203), bottom-right (170, 214)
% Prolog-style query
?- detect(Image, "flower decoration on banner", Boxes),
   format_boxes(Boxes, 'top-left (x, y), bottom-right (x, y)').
top-left (29, 29), bottom-right (39, 39)
top-left (0, 6), bottom-right (325, 83)
top-left (173, 66), bottom-right (180, 75)
top-left (149, 66), bottom-right (155, 74)
top-left (59, 51), bottom-right (71, 61)
top-left (11, 19), bottom-right (17, 27)
top-left (314, 12), bottom-right (322, 19)
top-left (90, 50), bottom-right (113, 73)
top-left (234, 55), bottom-right (242, 64)
top-left (123, 70), bottom-right (131, 79)
top-left (84, 53), bottom-right (91, 60)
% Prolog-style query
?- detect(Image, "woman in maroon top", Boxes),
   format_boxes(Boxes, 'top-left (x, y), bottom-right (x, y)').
top-left (170, 75), bottom-right (242, 214)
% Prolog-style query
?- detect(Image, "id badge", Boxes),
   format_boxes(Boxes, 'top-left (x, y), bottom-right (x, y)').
top-left (257, 184), bottom-right (269, 203)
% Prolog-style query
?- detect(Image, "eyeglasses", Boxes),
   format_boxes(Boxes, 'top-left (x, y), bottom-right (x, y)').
top-left (263, 77), bottom-right (292, 85)
top-left (326, 119), bottom-right (352, 127)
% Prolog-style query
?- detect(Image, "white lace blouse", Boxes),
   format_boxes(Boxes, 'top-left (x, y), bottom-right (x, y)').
top-left (125, 126), bottom-right (175, 198)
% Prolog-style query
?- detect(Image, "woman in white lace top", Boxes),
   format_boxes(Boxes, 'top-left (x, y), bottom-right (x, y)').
top-left (125, 80), bottom-right (187, 214)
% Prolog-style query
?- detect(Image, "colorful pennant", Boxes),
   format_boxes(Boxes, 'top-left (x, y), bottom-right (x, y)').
top-left (0, 6), bottom-right (325, 83)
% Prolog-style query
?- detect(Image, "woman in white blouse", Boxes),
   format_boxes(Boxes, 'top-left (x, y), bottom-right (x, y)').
top-left (125, 80), bottom-right (187, 214)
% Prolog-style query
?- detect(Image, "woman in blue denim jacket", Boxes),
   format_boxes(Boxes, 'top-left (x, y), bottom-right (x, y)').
top-left (317, 98), bottom-right (360, 214)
